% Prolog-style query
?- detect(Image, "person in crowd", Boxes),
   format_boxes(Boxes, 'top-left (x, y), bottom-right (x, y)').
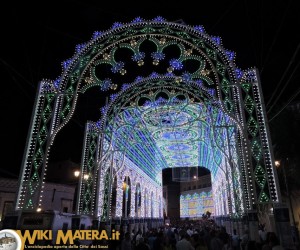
top-left (163, 235), bottom-right (174, 250)
top-left (231, 229), bottom-right (240, 250)
top-left (259, 224), bottom-right (267, 244)
top-left (209, 230), bottom-right (224, 250)
top-left (240, 229), bottom-right (249, 250)
top-left (135, 229), bottom-right (143, 246)
top-left (245, 240), bottom-right (259, 250)
top-left (121, 232), bottom-right (132, 250)
top-left (222, 236), bottom-right (233, 250)
top-left (191, 233), bottom-right (208, 250)
top-left (269, 233), bottom-right (284, 250)
top-left (153, 231), bottom-right (165, 250)
top-left (176, 231), bottom-right (195, 250)
top-left (173, 228), bottom-right (180, 242)
top-left (136, 237), bottom-right (151, 250)
top-left (147, 231), bottom-right (156, 250)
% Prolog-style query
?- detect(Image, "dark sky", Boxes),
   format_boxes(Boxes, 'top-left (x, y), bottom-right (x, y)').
top-left (1, 0), bottom-right (299, 177)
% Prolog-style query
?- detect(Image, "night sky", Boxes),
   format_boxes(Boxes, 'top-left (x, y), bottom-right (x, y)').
top-left (1, 0), bottom-right (299, 177)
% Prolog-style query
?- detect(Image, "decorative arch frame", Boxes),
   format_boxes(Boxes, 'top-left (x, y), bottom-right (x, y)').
top-left (16, 17), bottom-right (280, 220)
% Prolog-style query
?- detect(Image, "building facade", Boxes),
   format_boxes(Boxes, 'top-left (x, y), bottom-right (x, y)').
top-left (180, 175), bottom-right (213, 219)
top-left (0, 177), bottom-right (76, 222)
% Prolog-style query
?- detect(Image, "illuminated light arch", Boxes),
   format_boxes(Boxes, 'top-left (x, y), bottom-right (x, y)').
top-left (135, 183), bottom-right (141, 217)
top-left (122, 176), bottom-right (131, 218)
top-left (91, 76), bottom-right (246, 219)
top-left (16, 17), bottom-right (280, 221)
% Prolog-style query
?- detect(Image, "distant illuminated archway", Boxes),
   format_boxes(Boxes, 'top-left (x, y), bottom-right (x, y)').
top-left (135, 183), bottom-right (141, 217)
top-left (16, 17), bottom-right (280, 222)
top-left (122, 176), bottom-right (131, 218)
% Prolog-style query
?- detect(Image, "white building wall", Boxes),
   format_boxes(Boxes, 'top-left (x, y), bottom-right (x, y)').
top-left (0, 177), bottom-right (76, 222)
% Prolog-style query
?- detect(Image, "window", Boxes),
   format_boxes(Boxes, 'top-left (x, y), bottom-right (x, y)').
top-left (61, 199), bottom-right (72, 213)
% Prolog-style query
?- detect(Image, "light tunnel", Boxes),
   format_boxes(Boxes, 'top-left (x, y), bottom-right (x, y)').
top-left (16, 18), bottom-right (280, 225)
top-left (78, 77), bottom-right (245, 220)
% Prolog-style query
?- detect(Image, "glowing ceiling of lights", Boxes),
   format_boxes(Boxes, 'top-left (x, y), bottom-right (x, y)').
top-left (110, 97), bottom-right (234, 179)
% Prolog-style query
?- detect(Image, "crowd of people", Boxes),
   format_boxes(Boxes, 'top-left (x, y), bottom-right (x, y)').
top-left (107, 218), bottom-right (286, 250)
